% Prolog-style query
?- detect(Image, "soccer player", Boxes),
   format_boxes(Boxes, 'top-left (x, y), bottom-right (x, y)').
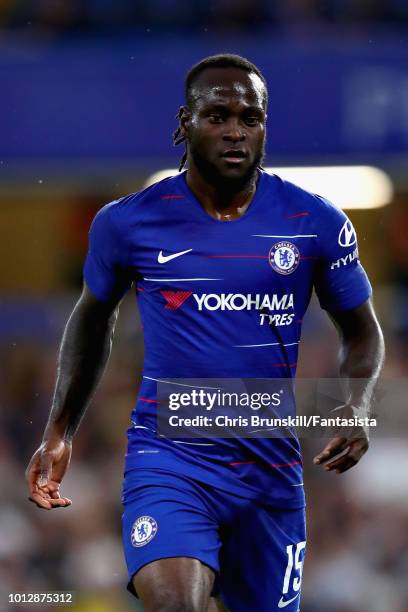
top-left (26, 54), bottom-right (384, 611)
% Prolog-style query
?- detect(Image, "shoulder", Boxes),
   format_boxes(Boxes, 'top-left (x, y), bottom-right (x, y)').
top-left (263, 170), bottom-right (347, 225)
top-left (93, 173), bottom-right (183, 231)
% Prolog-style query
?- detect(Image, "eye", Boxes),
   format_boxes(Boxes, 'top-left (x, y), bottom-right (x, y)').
top-left (209, 113), bottom-right (224, 123)
top-left (244, 116), bottom-right (260, 126)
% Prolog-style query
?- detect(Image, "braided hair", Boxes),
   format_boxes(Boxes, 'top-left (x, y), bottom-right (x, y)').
top-left (173, 107), bottom-right (188, 172)
top-left (173, 54), bottom-right (267, 172)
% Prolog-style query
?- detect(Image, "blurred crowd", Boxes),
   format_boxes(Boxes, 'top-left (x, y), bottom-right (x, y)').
top-left (0, 296), bottom-right (145, 611)
top-left (1, 285), bottom-right (408, 611)
top-left (0, 0), bottom-right (407, 35)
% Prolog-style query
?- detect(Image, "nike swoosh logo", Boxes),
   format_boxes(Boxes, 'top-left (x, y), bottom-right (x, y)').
top-left (278, 593), bottom-right (300, 608)
top-left (158, 249), bottom-right (192, 264)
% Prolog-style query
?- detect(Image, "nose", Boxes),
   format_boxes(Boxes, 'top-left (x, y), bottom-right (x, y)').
top-left (223, 118), bottom-right (245, 142)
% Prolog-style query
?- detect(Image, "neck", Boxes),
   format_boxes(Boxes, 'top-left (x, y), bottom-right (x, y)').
top-left (186, 164), bottom-right (258, 221)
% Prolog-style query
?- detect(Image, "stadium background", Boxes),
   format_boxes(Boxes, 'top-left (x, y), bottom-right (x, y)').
top-left (1, 1), bottom-right (408, 611)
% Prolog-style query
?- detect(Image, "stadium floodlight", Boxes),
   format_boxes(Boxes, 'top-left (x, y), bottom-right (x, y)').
top-left (144, 166), bottom-right (393, 210)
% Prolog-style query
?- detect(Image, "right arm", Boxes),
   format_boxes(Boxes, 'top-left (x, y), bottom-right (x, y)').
top-left (25, 283), bottom-right (122, 510)
top-left (27, 199), bottom-right (133, 509)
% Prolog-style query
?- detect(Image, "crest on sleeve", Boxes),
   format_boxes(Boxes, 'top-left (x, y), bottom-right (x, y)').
top-left (338, 220), bottom-right (356, 247)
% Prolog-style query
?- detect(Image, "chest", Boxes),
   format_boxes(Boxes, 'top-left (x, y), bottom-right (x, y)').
top-left (129, 214), bottom-right (318, 296)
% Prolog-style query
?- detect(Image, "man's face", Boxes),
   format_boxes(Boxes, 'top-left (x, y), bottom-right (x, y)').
top-left (181, 67), bottom-right (267, 188)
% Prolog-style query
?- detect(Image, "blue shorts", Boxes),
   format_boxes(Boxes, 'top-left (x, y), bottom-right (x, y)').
top-left (122, 468), bottom-right (306, 612)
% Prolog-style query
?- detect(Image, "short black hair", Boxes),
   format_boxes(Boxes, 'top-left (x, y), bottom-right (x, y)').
top-left (186, 53), bottom-right (268, 109)
top-left (173, 53), bottom-right (267, 171)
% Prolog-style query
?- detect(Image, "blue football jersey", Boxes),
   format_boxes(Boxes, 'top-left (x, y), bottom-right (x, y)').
top-left (84, 170), bottom-right (372, 507)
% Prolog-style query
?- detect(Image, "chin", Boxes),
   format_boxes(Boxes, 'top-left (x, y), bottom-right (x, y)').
top-left (191, 150), bottom-right (260, 189)
top-left (217, 163), bottom-right (257, 185)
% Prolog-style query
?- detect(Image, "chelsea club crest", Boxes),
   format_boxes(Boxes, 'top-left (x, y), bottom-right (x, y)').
top-left (269, 241), bottom-right (300, 275)
top-left (131, 515), bottom-right (158, 547)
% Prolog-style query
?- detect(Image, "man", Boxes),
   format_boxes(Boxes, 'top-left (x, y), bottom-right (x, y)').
top-left (26, 54), bottom-right (384, 611)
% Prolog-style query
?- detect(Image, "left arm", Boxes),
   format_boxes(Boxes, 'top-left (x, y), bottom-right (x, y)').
top-left (313, 299), bottom-right (385, 473)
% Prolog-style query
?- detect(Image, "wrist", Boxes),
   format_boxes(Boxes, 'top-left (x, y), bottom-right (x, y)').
top-left (42, 421), bottom-right (73, 445)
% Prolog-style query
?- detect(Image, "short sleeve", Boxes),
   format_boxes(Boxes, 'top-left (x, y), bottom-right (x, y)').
top-left (313, 196), bottom-right (372, 312)
top-left (83, 203), bottom-right (132, 302)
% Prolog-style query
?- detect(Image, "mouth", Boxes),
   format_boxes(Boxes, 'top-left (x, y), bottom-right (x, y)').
top-left (220, 150), bottom-right (247, 164)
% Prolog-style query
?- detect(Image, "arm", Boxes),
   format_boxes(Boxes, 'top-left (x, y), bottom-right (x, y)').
top-left (313, 299), bottom-right (385, 473)
top-left (25, 283), bottom-right (122, 509)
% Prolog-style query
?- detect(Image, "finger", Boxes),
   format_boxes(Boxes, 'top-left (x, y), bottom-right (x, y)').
top-left (27, 476), bottom-right (39, 500)
top-left (29, 494), bottom-right (71, 509)
top-left (47, 480), bottom-right (68, 494)
top-left (313, 437), bottom-right (348, 464)
top-left (335, 456), bottom-right (359, 473)
top-left (313, 436), bottom-right (348, 464)
top-left (45, 480), bottom-right (72, 504)
top-left (325, 439), bottom-right (368, 472)
top-left (29, 483), bottom-right (54, 508)
top-left (48, 497), bottom-right (72, 507)
top-left (324, 450), bottom-right (354, 471)
top-left (49, 488), bottom-right (72, 505)
top-left (26, 463), bottom-right (41, 497)
top-left (326, 455), bottom-right (358, 474)
top-left (28, 493), bottom-right (52, 510)
top-left (46, 481), bottom-right (60, 495)
top-left (29, 480), bottom-right (71, 507)
top-left (38, 487), bottom-right (71, 506)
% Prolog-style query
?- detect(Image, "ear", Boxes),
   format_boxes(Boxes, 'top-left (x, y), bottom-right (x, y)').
top-left (179, 106), bottom-right (192, 138)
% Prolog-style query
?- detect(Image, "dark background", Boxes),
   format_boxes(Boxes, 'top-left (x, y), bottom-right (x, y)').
top-left (1, 2), bottom-right (408, 611)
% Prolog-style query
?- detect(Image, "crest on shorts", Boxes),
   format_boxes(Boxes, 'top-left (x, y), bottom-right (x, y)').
top-left (131, 515), bottom-right (158, 547)
top-left (269, 241), bottom-right (300, 275)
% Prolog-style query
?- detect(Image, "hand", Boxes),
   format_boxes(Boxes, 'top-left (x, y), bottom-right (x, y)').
top-left (25, 438), bottom-right (72, 510)
top-left (313, 404), bottom-right (369, 474)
